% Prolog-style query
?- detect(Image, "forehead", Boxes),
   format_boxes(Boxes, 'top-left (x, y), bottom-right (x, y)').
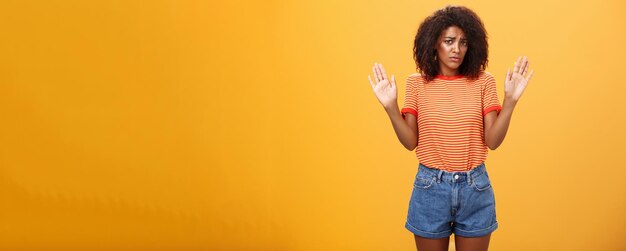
top-left (440, 26), bottom-right (466, 38)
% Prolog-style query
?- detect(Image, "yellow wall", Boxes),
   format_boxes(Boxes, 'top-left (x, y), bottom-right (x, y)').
top-left (1, 0), bottom-right (625, 250)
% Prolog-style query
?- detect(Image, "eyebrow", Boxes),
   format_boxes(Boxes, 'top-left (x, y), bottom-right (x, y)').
top-left (444, 36), bottom-right (467, 40)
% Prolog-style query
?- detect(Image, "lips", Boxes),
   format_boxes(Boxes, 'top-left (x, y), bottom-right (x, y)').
top-left (450, 57), bottom-right (461, 62)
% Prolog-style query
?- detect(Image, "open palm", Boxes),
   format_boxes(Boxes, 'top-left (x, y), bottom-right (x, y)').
top-left (368, 63), bottom-right (397, 109)
top-left (504, 56), bottom-right (535, 102)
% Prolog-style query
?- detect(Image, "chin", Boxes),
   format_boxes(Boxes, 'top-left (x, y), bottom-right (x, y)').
top-left (445, 65), bottom-right (460, 71)
top-left (448, 63), bottom-right (462, 69)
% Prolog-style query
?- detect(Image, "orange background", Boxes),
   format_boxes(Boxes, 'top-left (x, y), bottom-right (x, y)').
top-left (1, 0), bottom-right (625, 250)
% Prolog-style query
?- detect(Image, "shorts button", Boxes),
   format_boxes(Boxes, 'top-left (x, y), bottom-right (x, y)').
top-left (454, 174), bottom-right (459, 180)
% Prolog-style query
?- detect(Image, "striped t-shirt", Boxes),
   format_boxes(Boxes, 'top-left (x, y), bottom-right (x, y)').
top-left (401, 72), bottom-right (502, 172)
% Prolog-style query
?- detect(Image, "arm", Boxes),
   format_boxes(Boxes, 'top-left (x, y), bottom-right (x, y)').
top-left (484, 56), bottom-right (535, 150)
top-left (484, 99), bottom-right (516, 150)
top-left (368, 63), bottom-right (418, 151)
top-left (385, 103), bottom-right (418, 151)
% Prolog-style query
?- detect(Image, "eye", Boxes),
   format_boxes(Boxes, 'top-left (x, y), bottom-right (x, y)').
top-left (461, 40), bottom-right (468, 46)
top-left (444, 40), bottom-right (453, 44)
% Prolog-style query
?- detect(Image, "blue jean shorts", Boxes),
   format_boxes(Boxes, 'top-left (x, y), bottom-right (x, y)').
top-left (405, 162), bottom-right (498, 238)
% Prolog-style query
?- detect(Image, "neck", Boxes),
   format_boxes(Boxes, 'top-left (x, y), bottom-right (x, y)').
top-left (438, 69), bottom-right (460, 76)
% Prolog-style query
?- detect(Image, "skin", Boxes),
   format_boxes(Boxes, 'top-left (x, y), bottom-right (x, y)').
top-left (414, 234), bottom-right (491, 251)
top-left (367, 25), bottom-right (534, 251)
top-left (436, 26), bottom-right (468, 77)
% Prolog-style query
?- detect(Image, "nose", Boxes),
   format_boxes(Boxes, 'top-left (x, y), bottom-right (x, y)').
top-left (452, 42), bottom-right (460, 53)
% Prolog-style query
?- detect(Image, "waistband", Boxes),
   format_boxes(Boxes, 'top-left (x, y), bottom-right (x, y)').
top-left (417, 162), bottom-right (487, 184)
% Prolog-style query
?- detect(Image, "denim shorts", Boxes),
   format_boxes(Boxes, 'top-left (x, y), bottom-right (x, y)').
top-left (405, 162), bottom-right (498, 238)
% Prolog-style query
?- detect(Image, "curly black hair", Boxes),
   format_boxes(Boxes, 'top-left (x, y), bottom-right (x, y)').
top-left (413, 5), bottom-right (488, 81)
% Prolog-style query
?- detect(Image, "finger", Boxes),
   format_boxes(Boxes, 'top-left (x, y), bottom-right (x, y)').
top-left (522, 58), bottom-right (529, 76)
top-left (368, 75), bottom-right (375, 89)
top-left (372, 65), bottom-right (379, 82)
top-left (525, 69), bottom-right (534, 82)
top-left (506, 67), bottom-right (511, 81)
top-left (520, 56), bottom-right (529, 75)
top-left (376, 63), bottom-right (385, 81)
top-left (374, 63), bottom-right (381, 82)
top-left (391, 74), bottom-right (395, 88)
top-left (513, 56), bottom-right (522, 73)
top-left (379, 63), bottom-right (388, 80)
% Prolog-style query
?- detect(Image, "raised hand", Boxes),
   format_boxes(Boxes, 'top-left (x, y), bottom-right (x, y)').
top-left (504, 56), bottom-right (535, 102)
top-left (368, 63), bottom-right (397, 109)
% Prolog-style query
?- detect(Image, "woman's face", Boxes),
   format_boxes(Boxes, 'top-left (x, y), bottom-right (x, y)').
top-left (436, 26), bottom-right (468, 76)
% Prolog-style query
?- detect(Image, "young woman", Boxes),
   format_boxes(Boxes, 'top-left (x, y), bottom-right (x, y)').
top-left (368, 5), bottom-right (534, 251)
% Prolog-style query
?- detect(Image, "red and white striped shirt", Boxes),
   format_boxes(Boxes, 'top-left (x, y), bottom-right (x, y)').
top-left (401, 72), bottom-right (502, 172)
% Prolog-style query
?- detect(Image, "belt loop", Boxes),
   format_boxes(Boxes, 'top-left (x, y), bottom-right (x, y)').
top-left (467, 169), bottom-right (473, 185)
top-left (437, 170), bottom-right (444, 183)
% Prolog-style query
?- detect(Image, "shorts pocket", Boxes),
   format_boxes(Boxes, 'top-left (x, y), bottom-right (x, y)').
top-left (414, 176), bottom-right (435, 189)
top-left (471, 172), bottom-right (492, 192)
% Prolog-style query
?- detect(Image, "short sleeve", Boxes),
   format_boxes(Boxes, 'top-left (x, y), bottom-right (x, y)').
top-left (482, 72), bottom-right (502, 116)
top-left (401, 75), bottom-right (418, 118)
